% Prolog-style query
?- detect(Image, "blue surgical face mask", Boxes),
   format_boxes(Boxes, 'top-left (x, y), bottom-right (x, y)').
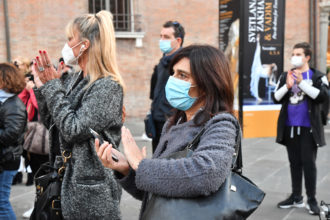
top-left (159, 40), bottom-right (173, 54)
top-left (165, 76), bottom-right (197, 111)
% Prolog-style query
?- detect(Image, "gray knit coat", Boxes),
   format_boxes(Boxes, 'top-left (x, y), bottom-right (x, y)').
top-left (34, 72), bottom-right (123, 220)
top-left (116, 113), bottom-right (237, 219)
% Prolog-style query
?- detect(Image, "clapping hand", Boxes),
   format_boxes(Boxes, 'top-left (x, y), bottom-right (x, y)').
top-left (286, 70), bottom-right (295, 89)
top-left (292, 69), bottom-right (303, 83)
top-left (32, 50), bottom-right (65, 88)
top-left (95, 139), bottom-right (130, 176)
top-left (121, 126), bottom-right (147, 170)
top-left (95, 126), bottom-right (147, 175)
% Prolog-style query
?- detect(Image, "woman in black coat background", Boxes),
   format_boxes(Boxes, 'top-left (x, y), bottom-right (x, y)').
top-left (0, 63), bottom-right (27, 219)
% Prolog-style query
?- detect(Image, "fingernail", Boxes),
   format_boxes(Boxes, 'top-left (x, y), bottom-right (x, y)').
top-left (36, 56), bottom-right (39, 59)
top-left (39, 50), bottom-right (42, 53)
top-left (61, 61), bottom-right (64, 65)
top-left (43, 51), bottom-right (46, 54)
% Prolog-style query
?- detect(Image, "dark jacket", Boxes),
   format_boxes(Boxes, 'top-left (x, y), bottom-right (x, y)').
top-left (0, 95), bottom-right (27, 170)
top-left (150, 52), bottom-right (178, 122)
top-left (34, 72), bottom-right (123, 219)
top-left (272, 68), bottom-right (328, 147)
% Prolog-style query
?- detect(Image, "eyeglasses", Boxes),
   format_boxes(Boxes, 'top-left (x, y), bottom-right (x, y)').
top-left (171, 21), bottom-right (183, 39)
top-left (173, 21), bottom-right (181, 27)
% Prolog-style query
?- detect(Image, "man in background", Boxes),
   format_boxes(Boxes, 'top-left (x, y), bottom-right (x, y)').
top-left (273, 42), bottom-right (329, 215)
top-left (149, 21), bottom-right (185, 152)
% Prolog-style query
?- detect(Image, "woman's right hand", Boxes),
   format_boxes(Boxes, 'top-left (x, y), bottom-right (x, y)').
top-left (33, 51), bottom-right (64, 87)
top-left (95, 139), bottom-right (130, 176)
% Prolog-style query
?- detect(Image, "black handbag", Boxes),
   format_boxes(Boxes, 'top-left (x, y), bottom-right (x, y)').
top-left (30, 151), bottom-right (72, 220)
top-left (142, 121), bottom-right (265, 220)
top-left (144, 111), bottom-right (156, 138)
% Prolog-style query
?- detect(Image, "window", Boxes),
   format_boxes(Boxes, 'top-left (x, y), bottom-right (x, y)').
top-left (89, 0), bottom-right (145, 47)
top-left (89, 0), bottom-right (138, 32)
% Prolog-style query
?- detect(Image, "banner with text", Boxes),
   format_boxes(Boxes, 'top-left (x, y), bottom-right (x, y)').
top-left (240, 0), bottom-right (285, 107)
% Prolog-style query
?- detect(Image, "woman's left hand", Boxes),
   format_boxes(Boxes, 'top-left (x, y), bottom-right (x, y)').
top-left (121, 126), bottom-right (147, 170)
top-left (95, 139), bottom-right (130, 176)
top-left (33, 50), bottom-right (65, 88)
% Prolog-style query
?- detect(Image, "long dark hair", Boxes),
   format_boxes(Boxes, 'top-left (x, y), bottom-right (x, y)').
top-left (168, 45), bottom-right (234, 127)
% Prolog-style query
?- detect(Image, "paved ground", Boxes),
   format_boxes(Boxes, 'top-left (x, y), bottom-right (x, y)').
top-left (10, 118), bottom-right (330, 220)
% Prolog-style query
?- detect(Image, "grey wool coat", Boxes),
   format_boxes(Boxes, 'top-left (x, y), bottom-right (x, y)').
top-left (116, 112), bottom-right (238, 219)
top-left (34, 71), bottom-right (123, 220)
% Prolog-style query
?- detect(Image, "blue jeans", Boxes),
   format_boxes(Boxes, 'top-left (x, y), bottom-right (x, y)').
top-left (0, 170), bottom-right (17, 220)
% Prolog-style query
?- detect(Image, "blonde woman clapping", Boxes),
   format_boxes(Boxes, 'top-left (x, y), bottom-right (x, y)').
top-left (32, 11), bottom-right (124, 219)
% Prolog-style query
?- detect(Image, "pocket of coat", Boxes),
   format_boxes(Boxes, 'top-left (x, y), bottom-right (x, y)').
top-left (76, 176), bottom-right (105, 185)
top-left (63, 182), bottom-right (120, 219)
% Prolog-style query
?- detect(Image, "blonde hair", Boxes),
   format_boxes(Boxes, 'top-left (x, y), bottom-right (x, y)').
top-left (65, 10), bottom-right (125, 90)
top-left (13, 56), bottom-right (30, 74)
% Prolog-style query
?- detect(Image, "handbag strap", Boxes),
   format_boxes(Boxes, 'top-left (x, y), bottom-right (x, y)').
top-left (186, 118), bottom-right (242, 169)
top-left (187, 127), bottom-right (206, 151)
top-left (231, 122), bottom-right (241, 170)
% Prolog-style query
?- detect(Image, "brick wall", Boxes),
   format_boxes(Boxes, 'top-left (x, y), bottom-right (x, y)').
top-left (283, 0), bottom-right (319, 70)
top-left (0, 0), bottom-right (87, 63)
top-left (0, 0), bottom-right (321, 119)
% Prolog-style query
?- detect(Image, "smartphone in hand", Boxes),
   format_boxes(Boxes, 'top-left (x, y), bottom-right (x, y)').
top-left (89, 128), bottom-right (119, 162)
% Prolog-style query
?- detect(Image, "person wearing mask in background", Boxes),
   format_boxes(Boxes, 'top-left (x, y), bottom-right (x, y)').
top-left (12, 58), bottom-right (33, 186)
top-left (0, 63), bottom-right (27, 219)
top-left (149, 21), bottom-right (185, 153)
top-left (19, 70), bottom-right (50, 218)
top-left (31, 10), bottom-right (124, 219)
top-left (95, 45), bottom-right (238, 219)
top-left (18, 72), bottom-right (39, 187)
top-left (273, 42), bottom-right (329, 215)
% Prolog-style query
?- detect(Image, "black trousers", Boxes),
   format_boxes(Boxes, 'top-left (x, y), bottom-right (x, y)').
top-left (152, 120), bottom-right (166, 153)
top-left (284, 126), bottom-right (318, 199)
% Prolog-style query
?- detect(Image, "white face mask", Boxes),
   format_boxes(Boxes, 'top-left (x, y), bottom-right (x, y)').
top-left (290, 56), bottom-right (304, 68)
top-left (61, 41), bottom-right (84, 65)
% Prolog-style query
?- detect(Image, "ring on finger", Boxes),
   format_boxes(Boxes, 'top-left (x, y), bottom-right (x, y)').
top-left (38, 66), bottom-right (45, 72)
top-left (46, 63), bottom-right (51, 67)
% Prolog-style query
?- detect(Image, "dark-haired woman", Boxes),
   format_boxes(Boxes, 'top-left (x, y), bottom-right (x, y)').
top-left (95, 45), bottom-right (239, 219)
top-left (0, 63), bottom-right (27, 219)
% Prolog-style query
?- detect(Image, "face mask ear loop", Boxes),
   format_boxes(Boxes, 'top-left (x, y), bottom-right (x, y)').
top-left (71, 41), bottom-right (83, 49)
top-left (74, 43), bottom-right (86, 65)
top-left (187, 84), bottom-right (203, 99)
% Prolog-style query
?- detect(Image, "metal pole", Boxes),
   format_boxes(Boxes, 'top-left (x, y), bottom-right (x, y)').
top-left (3, 0), bottom-right (11, 62)
top-left (318, 10), bottom-right (329, 73)
top-left (309, 0), bottom-right (315, 67)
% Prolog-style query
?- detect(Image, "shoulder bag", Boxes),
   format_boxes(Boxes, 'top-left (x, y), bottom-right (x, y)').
top-left (23, 121), bottom-right (49, 155)
top-left (142, 120), bottom-right (266, 220)
top-left (30, 150), bottom-right (71, 220)
top-left (144, 111), bottom-right (156, 138)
